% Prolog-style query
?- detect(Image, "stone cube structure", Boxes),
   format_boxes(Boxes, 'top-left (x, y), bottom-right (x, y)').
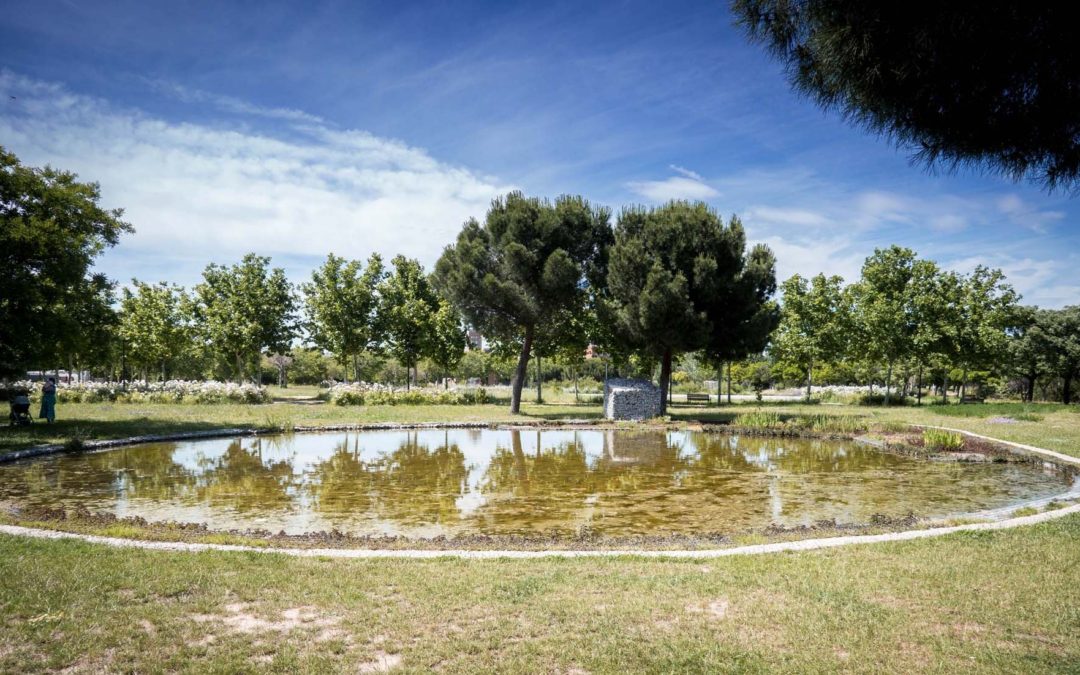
top-left (603, 378), bottom-right (662, 421)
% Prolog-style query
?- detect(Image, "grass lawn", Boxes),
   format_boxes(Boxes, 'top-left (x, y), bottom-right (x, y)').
top-left (2, 517), bottom-right (1078, 672)
top-left (1, 398), bottom-right (1078, 672)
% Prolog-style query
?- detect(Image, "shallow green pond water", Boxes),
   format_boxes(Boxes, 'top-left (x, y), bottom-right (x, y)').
top-left (0, 429), bottom-right (1072, 537)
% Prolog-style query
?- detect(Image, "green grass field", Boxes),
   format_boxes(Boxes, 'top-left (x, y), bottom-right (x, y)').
top-left (1, 397), bottom-right (1078, 672)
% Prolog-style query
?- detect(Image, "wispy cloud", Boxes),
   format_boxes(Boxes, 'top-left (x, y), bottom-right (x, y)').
top-left (995, 194), bottom-right (1065, 233)
top-left (147, 80), bottom-right (327, 125)
top-left (627, 167), bottom-right (718, 202)
top-left (669, 164), bottom-right (704, 181)
top-left (945, 254), bottom-right (1080, 308)
top-left (0, 71), bottom-right (512, 285)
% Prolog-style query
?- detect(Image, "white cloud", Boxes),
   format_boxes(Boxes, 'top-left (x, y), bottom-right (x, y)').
top-left (669, 164), bottom-right (704, 181)
top-left (627, 168), bottom-right (718, 202)
top-left (743, 206), bottom-right (830, 228)
top-left (713, 167), bottom-right (1073, 307)
top-left (147, 80), bottom-right (328, 125)
top-left (0, 71), bottom-right (512, 284)
top-left (944, 255), bottom-right (1079, 309)
top-left (995, 194), bottom-right (1065, 233)
top-left (755, 235), bottom-right (865, 286)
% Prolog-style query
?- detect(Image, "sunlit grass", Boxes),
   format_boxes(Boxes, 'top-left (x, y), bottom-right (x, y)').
top-left (1, 516), bottom-right (1078, 671)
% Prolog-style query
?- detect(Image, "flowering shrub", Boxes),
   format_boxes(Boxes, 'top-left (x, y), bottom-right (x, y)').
top-left (326, 382), bottom-right (491, 406)
top-left (10, 380), bottom-right (271, 404)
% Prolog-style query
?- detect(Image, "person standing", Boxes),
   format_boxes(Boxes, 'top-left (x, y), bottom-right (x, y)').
top-left (40, 377), bottom-right (57, 424)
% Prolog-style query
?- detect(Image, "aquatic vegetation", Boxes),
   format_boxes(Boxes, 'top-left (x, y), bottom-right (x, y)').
top-left (923, 428), bottom-right (965, 452)
top-left (731, 411), bottom-right (782, 428)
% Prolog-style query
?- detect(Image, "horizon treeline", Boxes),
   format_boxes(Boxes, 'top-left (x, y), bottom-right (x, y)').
top-left (4, 147), bottom-right (1079, 410)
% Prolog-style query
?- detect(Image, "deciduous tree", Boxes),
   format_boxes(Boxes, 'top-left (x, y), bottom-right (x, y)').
top-left (379, 256), bottom-right (438, 390)
top-left (193, 254), bottom-right (297, 383)
top-left (302, 254), bottom-right (385, 382)
top-left (0, 147), bottom-right (131, 378)
top-left (772, 273), bottom-right (848, 399)
top-left (118, 281), bottom-right (193, 381)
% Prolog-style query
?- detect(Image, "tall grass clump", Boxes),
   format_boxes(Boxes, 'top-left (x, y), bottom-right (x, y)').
top-left (732, 411), bottom-right (782, 428)
top-left (799, 414), bottom-right (867, 434)
top-left (923, 428), bottom-right (965, 452)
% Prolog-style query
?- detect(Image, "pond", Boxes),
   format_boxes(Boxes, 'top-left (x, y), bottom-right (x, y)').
top-left (0, 429), bottom-right (1073, 538)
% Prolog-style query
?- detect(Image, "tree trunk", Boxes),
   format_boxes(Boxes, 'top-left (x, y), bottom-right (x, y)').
top-left (1026, 368), bottom-right (1036, 402)
top-left (960, 367), bottom-right (968, 401)
top-left (510, 430), bottom-right (528, 493)
top-left (727, 361), bottom-right (732, 405)
top-left (573, 366), bottom-right (579, 403)
top-left (1064, 374), bottom-right (1073, 405)
top-left (716, 363), bottom-right (723, 407)
top-left (917, 364), bottom-right (923, 406)
top-left (536, 354), bottom-right (542, 404)
top-left (235, 353), bottom-right (244, 384)
top-left (510, 325), bottom-right (534, 414)
top-left (942, 373), bottom-right (949, 404)
top-left (806, 359), bottom-right (813, 399)
top-left (884, 362), bottom-right (893, 406)
top-left (659, 348), bottom-right (673, 416)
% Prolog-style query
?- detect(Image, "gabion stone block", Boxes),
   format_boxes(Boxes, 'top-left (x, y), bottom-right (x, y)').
top-left (604, 378), bottom-right (662, 421)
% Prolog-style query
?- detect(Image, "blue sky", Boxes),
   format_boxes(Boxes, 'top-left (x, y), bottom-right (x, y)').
top-left (1, 0), bottom-right (1077, 307)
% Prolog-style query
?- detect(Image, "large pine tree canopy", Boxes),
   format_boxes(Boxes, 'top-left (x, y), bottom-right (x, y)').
top-left (734, 1), bottom-right (1080, 191)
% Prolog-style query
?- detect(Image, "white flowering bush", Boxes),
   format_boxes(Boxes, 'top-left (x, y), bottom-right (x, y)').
top-left (325, 382), bottom-right (490, 406)
top-left (9, 380), bottom-right (271, 404)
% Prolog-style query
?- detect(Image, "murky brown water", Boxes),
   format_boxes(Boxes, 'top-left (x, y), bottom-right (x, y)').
top-left (0, 429), bottom-right (1072, 537)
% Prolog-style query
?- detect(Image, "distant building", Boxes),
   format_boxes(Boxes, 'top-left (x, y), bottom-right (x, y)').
top-left (466, 328), bottom-right (485, 352)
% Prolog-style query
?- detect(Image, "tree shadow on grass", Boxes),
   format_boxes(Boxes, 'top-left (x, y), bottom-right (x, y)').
top-left (522, 411), bottom-right (606, 421)
top-left (667, 410), bottom-right (740, 424)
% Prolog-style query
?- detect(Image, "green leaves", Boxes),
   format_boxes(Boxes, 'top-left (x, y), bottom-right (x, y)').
top-left (0, 146), bottom-right (131, 376)
top-left (607, 201), bottom-right (777, 410)
top-left (379, 255), bottom-right (440, 377)
top-left (735, 2), bottom-right (1080, 191)
top-left (193, 254), bottom-right (297, 382)
top-left (118, 281), bottom-right (192, 378)
top-left (302, 253), bottom-right (385, 371)
top-left (773, 273), bottom-right (849, 376)
top-left (434, 191), bottom-right (610, 412)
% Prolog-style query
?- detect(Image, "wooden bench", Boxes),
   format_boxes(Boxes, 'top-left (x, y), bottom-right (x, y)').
top-left (686, 393), bottom-right (711, 404)
top-left (959, 396), bottom-right (985, 404)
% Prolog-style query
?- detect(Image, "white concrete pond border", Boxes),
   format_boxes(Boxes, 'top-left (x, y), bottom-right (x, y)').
top-left (1, 422), bottom-right (1078, 560)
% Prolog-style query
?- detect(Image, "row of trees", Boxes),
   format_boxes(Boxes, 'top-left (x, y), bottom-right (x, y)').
top-left (4, 146), bottom-right (1076, 409)
top-left (115, 253), bottom-right (466, 391)
top-left (772, 247), bottom-right (1017, 403)
top-left (770, 246), bottom-right (1080, 404)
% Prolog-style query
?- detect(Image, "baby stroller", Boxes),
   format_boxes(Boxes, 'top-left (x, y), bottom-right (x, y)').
top-left (9, 392), bottom-right (33, 427)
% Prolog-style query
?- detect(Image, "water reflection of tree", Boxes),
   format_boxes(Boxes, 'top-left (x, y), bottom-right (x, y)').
top-left (195, 439), bottom-right (295, 511)
top-left (368, 432), bottom-right (468, 526)
top-left (309, 437), bottom-right (375, 514)
top-left (476, 430), bottom-right (592, 533)
top-left (0, 443), bottom-right (197, 503)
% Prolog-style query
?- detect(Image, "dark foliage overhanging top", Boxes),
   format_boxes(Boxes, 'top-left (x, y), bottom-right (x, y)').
top-left (734, 1), bottom-right (1080, 192)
